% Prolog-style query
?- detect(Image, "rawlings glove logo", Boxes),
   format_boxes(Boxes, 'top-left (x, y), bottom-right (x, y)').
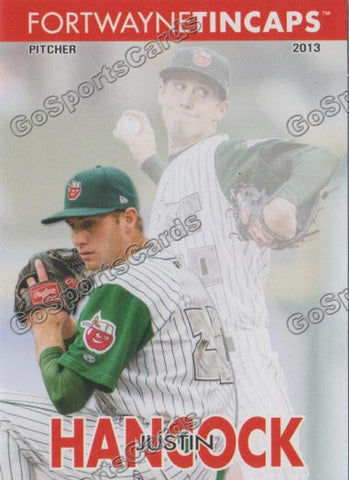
top-left (29, 282), bottom-right (60, 305)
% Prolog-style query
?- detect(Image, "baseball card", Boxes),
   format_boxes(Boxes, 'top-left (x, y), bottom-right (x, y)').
top-left (0, 1), bottom-right (347, 479)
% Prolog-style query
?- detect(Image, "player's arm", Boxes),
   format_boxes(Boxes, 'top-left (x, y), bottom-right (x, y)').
top-left (216, 139), bottom-right (340, 240)
top-left (216, 138), bottom-right (339, 206)
top-left (54, 283), bottom-right (153, 413)
top-left (269, 143), bottom-right (339, 206)
top-left (39, 284), bottom-right (153, 415)
top-left (26, 306), bottom-right (93, 415)
top-left (24, 262), bottom-right (153, 414)
top-left (19, 259), bottom-right (92, 413)
top-left (113, 110), bottom-right (167, 184)
top-left (40, 348), bottom-right (95, 414)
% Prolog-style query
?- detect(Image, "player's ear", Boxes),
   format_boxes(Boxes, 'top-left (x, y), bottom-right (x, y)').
top-left (216, 100), bottom-right (230, 120)
top-left (119, 208), bottom-right (138, 234)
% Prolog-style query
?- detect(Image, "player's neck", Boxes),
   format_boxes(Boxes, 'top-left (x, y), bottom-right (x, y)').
top-left (168, 131), bottom-right (217, 155)
top-left (123, 234), bottom-right (148, 260)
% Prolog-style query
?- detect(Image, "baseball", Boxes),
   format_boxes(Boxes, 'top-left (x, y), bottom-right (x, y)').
top-left (113, 115), bottom-right (141, 138)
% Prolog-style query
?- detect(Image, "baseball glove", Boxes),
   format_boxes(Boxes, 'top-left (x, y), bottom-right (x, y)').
top-left (14, 248), bottom-right (87, 318)
top-left (230, 184), bottom-right (325, 249)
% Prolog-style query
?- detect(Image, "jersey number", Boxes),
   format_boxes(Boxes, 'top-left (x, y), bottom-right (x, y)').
top-left (185, 307), bottom-right (234, 384)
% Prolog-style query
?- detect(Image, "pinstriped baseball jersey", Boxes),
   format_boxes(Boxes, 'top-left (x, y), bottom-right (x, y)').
top-left (146, 136), bottom-right (310, 480)
top-left (60, 251), bottom-right (235, 423)
top-left (149, 135), bottom-right (271, 353)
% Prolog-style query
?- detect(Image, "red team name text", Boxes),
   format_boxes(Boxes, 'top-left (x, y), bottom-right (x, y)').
top-left (28, 10), bottom-right (320, 35)
top-left (50, 415), bottom-right (305, 471)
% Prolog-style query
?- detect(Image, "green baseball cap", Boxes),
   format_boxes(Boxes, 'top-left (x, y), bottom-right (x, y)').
top-left (41, 166), bottom-right (139, 224)
top-left (160, 47), bottom-right (231, 99)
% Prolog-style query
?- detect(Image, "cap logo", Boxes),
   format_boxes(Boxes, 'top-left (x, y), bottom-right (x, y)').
top-left (81, 312), bottom-right (116, 354)
top-left (67, 180), bottom-right (82, 201)
top-left (119, 195), bottom-right (128, 204)
top-left (192, 49), bottom-right (212, 68)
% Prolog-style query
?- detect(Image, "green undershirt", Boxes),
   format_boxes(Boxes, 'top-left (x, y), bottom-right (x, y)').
top-left (40, 347), bottom-right (94, 415)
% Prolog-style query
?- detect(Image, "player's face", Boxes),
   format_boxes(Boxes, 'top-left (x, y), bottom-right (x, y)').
top-left (66, 213), bottom-right (128, 271)
top-left (158, 73), bottom-right (230, 152)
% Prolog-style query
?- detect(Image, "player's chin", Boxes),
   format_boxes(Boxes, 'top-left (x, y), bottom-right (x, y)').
top-left (171, 123), bottom-right (201, 145)
top-left (82, 258), bottom-right (100, 271)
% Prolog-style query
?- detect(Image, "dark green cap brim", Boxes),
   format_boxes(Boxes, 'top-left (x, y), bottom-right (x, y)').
top-left (41, 207), bottom-right (118, 224)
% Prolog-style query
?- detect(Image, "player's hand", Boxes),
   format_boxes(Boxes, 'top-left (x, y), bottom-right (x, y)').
top-left (24, 259), bottom-right (70, 331)
top-left (248, 219), bottom-right (274, 247)
top-left (113, 110), bottom-right (157, 167)
top-left (248, 197), bottom-right (296, 247)
top-left (263, 197), bottom-right (297, 239)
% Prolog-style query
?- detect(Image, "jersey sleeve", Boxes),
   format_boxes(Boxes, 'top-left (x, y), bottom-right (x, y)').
top-left (215, 138), bottom-right (340, 207)
top-left (141, 154), bottom-right (167, 184)
top-left (59, 284), bottom-right (153, 392)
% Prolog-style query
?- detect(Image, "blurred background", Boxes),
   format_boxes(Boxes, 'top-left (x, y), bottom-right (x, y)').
top-left (0, 41), bottom-right (347, 479)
